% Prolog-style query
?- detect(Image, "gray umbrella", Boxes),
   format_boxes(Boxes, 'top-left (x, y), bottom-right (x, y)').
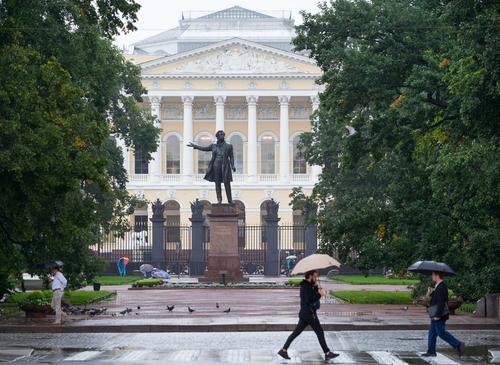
top-left (35, 260), bottom-right (64, 269)
top-left (408, 260), bottom-right (456, 276)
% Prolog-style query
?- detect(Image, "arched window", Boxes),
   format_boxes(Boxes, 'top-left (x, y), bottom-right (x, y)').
top-left (292, 135), bottom-right (307, 174)
top-left (196, 135), bottom-right (213, 174)
top-left (260, 135), bottom-right (275, 174)
top-left (165, 135), bottom-right (180, 174)
top-left (229, 134), bottom-right (244, 174)
top-left (134, 146), bottom-right (148, 174)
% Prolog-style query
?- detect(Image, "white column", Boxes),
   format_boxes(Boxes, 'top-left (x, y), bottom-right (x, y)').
top-left (182, 96), bottom-right (194, 183)
top-left (246, 96), bottom-right (258, 182)
top-left (149, 96), bottom-right (161, 182)
top-left (214, 95), bottom-right (226, 132)
top-left (310, 95), bottom-right (322, 182)
top-left (279, 95), bottom-right (291, 182)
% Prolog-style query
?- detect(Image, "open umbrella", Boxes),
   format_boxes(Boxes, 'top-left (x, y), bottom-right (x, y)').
top-left (286, 255), bottom-right (297, 260)
top-left (35, 260), bottom-right (64, 269)
top-left (408, 260), bottom-right (456, 276)
top-left (291, 254), bottom-right (340, 275)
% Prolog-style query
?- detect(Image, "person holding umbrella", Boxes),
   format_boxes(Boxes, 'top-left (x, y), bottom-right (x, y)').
top-left (408, 261), bottom-right (465, 357)
top-left (278, 254), bottom-right (340, 361)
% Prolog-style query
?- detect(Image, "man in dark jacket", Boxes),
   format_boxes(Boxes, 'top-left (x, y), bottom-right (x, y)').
top-left (423, 271), bottom-right (465, 357)
top-left (278, 270), bottom-right (338, 361)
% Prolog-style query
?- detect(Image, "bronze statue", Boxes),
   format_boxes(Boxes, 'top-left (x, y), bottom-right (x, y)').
top-left (187, 130), bottom-right (236, 204)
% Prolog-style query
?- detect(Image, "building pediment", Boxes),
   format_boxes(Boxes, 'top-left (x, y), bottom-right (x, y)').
top-left (140, 38), bottom-right (320, 77)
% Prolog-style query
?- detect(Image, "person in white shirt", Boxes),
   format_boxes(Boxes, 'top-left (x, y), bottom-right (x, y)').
top-left (49, 265), bottom-right (67, 324)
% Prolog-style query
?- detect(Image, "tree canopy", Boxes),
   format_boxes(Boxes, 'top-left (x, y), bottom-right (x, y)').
top-left (0, 0), bottom-right (159, 291)
top-left (293, 0), bottom-right (499, 300)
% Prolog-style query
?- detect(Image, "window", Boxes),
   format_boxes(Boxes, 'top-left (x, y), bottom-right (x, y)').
top-left (229, 134), bottom-right (244, 174)
top-left (197, 135), bottom-right (212, 174)
top-left (260, 135), bottom-right (275, 174)
top-left (134, 147), bottom-right (148, 174)
top-left (134, 215), bottom-right (148, 232)
top-left (165, 135), bottom-right (180, 174)
top-left (293, 135), bottom-right (307, 174)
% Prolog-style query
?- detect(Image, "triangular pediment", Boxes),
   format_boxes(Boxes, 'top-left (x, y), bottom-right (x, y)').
top-left (140, 38), bottom-right (320, 76)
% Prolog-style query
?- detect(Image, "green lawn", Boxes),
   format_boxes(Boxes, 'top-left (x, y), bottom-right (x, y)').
top-left (7, 290), bottom-right (116, 306)
top-left (93, 275), bottom-right (140, 285)
top-left (329, 275), bottom-right (419, 285)
top-left (331, 290), bottom-right (413, 304)
top-left (132, 278), bottom-right (163, 287)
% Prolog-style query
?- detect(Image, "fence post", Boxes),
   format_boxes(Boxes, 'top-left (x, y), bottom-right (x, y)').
top-left (189, 199), bottom-right (205, 276)
top-left (305, 224), bottom-right (318, 257)
top-left (150, 199), bottom-right (166, 268)
top-left (264, 199), bottom-right (280, 276)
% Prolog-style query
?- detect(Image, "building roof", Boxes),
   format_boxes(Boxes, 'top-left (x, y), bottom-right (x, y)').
top-left (197, 6), bottom-right (273, 19)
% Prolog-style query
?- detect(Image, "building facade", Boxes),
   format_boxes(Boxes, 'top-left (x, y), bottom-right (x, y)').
top-left (122, 6), bottom-right (323, 227)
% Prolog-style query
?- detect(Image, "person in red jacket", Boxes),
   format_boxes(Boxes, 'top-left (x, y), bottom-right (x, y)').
top-left (278, 270), bottom-right (339, 361)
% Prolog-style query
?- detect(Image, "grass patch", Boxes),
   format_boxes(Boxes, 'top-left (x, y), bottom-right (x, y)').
top-left (331, 290), bottom-right (413, 304)
top-left (329, 275), bottom-right (419, 285)
top-left (457, 303), bottom-right (475, 314)
top-left (7, 290), bottom-right (116, 306)
top-left (93, 275), bottom-right (140, 285)
top-left (0, 303), bottom-right (23, 318)
top-left (132, 278), bottom-right (163, 288)
top-left (287, 278), bottom-right (303, 287)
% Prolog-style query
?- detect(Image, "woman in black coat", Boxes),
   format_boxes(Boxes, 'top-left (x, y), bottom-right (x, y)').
top-left (278, 270), bottom-right (338, 361)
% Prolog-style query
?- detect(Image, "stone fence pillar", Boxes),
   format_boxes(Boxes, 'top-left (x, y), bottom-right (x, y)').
top-left (264, 199), bottom-right (280, 276)
top-left (189, 199), bottom-right (206, 276)
top-left (305, 224), bottom-right (318, 257)
top-left (150, 199), bottom-right (166, 268)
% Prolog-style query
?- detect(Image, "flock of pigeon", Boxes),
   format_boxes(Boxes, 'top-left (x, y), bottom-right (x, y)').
top-left (61, 303), bottom-right (231, 317)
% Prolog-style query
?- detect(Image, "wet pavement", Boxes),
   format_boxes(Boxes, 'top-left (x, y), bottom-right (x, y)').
top-left (0, 330), bottom-right (498, 364)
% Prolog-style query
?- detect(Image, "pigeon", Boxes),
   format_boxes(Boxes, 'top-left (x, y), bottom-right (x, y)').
top-left (216, 303), bottom-right (219, 309)
top-left (126, 308), bottom-right (132, 313)
top-left (167, 305), bottom-right (175, 312)
top-left (137, 306), bottom-right (141, 310)
top-left (345, 125), bottom-right (357, 137)
top-left (188, 306), bottom-right (195, 313)
top-left (135, 312), bottom-right (139, 315)
top-left (223, 308), bottom-right (231, 314)
top-left (402, 306), bottom-right (409, 311)
top-left (119, 309), bottom-right (128, 315)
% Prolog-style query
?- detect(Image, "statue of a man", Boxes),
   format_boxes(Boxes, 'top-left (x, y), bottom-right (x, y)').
top-left (187, 130), bottom-right (236, 204)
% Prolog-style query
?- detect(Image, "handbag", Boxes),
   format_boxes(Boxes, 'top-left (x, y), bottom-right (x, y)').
top-left (428, 302), bottom-right (449, 318)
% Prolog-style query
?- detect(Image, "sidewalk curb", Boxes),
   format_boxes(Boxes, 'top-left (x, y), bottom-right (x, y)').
top-left (0, 323), bottom-right (498, 333)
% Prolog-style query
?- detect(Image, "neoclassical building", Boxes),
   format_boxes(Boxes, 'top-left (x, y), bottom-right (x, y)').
top-left (121, 6), bottom-right (323, 227)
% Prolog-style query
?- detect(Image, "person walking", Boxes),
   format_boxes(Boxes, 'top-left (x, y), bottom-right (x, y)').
top-left (49, 264), bottom-right (67, 325)
top-left (278, 270), bottom-right (339, 361)
top-left (422, 271), bottom-right (465, 357)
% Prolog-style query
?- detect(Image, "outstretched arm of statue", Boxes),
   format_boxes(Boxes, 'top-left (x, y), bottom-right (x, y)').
top-left (228, 145), bottom-right (236, 172)
top-left (187, 142), bottom-right (212, 152)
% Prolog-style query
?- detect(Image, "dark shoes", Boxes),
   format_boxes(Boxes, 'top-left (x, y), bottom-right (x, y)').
top-left (325, 352), bottom-right (340, 361)
top-left (457, 342), bottom-right (465, 357)
top-left (278, 349), bottom-right (291, 360)
top-left (422, 352), bottom-right (437, 357)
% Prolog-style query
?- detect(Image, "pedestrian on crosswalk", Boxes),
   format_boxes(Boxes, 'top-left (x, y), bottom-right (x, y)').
top-left (49, 264), bottom-right (67, 325)
top-left (422, 271), bottom-right (465, 358)
top-left (278, 270), bottom-right (339, 361)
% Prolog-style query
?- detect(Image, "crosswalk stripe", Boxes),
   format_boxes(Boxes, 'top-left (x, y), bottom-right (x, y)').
top-left (63, 351), bottom-right (102, 361)
top-left (368, 351), bottom-right (408, 365)
top-left (330, 350), bottom-right (357, 363)
top-left (219, 349), bottom-right (250, 362)
top-left (115, 350), bottom-right (149, 361)
top-left (489, 350), bottom-right (500, 364)
top-left (167, 350), bottom-right (201, 361)
top-left (419, 352), bottom-right (460, 365)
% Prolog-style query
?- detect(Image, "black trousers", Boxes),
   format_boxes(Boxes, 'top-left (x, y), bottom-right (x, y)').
top-left (215, 181), bottom-right (232, 203)
top-left (283, 316), bottom-right (330, 353)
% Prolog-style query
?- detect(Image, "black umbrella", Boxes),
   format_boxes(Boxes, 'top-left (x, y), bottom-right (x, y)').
top-left (408, 260), bottom-right (456, 276)
top-left (35, 260), bottom-right (64, 269)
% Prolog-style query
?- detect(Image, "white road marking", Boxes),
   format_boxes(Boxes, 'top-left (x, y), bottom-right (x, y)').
top-left (330, 350), bottom-right (357, 363)
top-left (219, 349), bottom-right (250, 362)
top-left (167, 350), bottom-right (200, 361)
top-left (115, 350), bottom-right (149, 361)
top-left (368, 351), bottom-right (408, 365)
top-left (63, 351), bottom-right (102, 361)
top-left (419, 352), bottom-right (459, 365)
top-left (489, 350), bottom-right (500, 364)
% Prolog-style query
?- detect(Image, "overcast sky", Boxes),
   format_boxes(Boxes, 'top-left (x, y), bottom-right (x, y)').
top-left (113, 0), bottom-right (321, 50)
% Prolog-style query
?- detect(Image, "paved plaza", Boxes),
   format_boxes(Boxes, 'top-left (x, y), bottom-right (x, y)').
top-left (0, 330), bottom-right (498, 364)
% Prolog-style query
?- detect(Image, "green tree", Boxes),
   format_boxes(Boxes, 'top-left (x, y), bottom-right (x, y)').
top-left (0, 0), bottom-right (159, 292)
top-left (293, 0), bottom-right (499, 300)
